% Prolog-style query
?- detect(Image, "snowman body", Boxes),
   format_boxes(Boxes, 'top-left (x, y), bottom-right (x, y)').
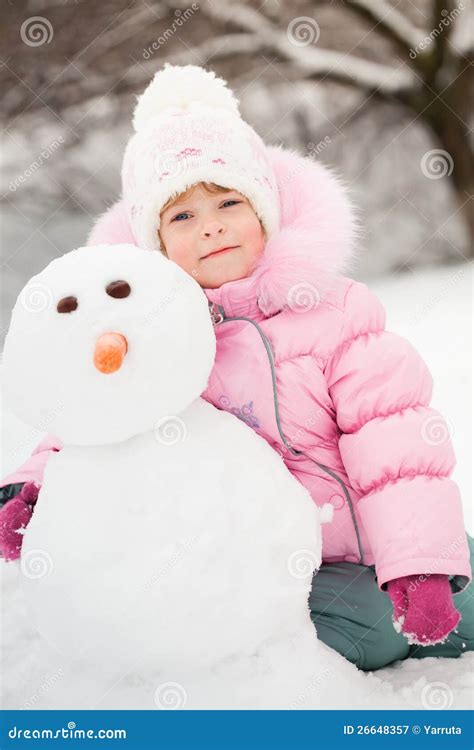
top-left (22, 398), bottom-right (322, 673)
top-left (4, 244), bottom-right (331, 707)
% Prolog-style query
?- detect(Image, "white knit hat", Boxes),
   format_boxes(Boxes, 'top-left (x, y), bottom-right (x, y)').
top-left (121, 64), bottom-right (280, 252)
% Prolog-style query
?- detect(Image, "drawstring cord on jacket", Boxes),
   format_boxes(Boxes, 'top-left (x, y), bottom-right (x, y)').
top-left (209, 301), bottom-right (365, 565)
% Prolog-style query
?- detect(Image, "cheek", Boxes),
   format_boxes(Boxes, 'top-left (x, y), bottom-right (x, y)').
top-left (165, 241), bottom-right (186, 264)
top-left (242, 215), bottom-right (265, 255)
top-left (160, 228), bottom-right (193, 263)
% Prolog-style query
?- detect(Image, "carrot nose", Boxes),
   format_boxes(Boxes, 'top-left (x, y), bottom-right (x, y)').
top-left (93, 332), bottom-right (128, 374)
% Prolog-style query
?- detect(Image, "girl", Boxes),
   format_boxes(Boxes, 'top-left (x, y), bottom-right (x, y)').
top-left (1, 64), bottom-right (473, 672)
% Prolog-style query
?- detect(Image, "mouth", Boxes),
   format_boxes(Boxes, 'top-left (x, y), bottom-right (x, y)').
top-left (202, 245), bottom-right (239, 260)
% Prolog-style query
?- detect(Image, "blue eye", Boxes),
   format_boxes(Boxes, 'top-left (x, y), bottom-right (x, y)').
top-left (171, 200), bottom-right (240, 222)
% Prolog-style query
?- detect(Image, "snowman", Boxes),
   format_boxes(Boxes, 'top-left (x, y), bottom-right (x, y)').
top-left (3, 243), bottom-right (335, 709)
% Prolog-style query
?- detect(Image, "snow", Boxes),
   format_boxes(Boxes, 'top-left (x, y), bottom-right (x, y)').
top-left (393, 615), bottom-right (405, 634)
top-left (1, 261), bottom-right (472, 710)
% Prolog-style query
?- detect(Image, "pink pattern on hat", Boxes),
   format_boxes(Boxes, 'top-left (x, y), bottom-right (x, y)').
top-left (121, 64), bottom-right (280, 253)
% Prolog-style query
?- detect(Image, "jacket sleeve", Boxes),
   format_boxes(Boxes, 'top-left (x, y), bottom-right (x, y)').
top-left (0, 201), bottom-right (136, 492)
top-left (0, 435), bottom-right (63, 489)
top-left (324, 280), bottom-right (471, 593)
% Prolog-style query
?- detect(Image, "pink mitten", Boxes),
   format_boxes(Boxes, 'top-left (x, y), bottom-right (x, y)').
top-left (387, 574), bottom-right (461, 646)
top-left (0, 483), bottom-right (39, 561)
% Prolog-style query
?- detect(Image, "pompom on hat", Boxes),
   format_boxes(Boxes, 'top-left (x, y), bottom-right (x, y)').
top-left (121, 64), bottom-right (280, 252)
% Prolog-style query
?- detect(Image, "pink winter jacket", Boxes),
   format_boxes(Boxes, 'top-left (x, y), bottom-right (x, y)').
top-left (2, 146), bottom-right (471, 593)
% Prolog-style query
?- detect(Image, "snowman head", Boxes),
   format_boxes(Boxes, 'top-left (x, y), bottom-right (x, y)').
top-left (3, 244), bottom-right (216, 445)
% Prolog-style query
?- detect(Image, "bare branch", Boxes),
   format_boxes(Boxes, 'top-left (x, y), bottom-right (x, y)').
top-left (449, 0), bottom-right (474, 56)
top-left (426, 0), bottom-right (454, 83)
top-left (270, 39), bottom-right (415, 93)
top-left (126, 34), bottom-right (265, 84)
top-left (200, 0), bottom-right (417, 94)
top-left (74, 4), bottom-right (168, 67)
top-left (345, 0), bottom-right (426, 52)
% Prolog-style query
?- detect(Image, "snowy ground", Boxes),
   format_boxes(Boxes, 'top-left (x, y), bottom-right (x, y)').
top-left (1, 262), bottom-right (472, 710)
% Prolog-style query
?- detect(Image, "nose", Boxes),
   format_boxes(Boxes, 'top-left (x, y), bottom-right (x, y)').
top-left (201, 220), bottom-right (224, 239)
top-left (93, 332), bottom-right (128, 374)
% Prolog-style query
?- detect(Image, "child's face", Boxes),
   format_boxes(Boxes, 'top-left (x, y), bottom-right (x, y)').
top-left (159, 185), bottom-right (266, 289)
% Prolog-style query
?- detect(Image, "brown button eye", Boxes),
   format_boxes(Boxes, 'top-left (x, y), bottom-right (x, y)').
top-left (57, 296), bottom-right (78, 314)
top-left (106, 280), bottom-right (131, 299)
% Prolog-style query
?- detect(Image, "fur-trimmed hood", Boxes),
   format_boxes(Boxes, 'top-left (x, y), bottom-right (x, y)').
top-left (204, 144), bottom-right (361, 318)
top-left (87, 144), bottom-right (361, 318)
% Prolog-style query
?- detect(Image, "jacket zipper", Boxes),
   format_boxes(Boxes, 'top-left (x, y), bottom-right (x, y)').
top-left (211, 302), bottom-right (365, 565)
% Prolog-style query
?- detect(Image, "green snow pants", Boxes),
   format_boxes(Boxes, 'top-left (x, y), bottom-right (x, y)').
top-left (308, 533), bottom-right (474, 672)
